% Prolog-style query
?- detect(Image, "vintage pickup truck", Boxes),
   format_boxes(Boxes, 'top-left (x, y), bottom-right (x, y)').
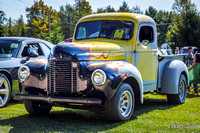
top-left (14, 13), bottom-right (188, 122)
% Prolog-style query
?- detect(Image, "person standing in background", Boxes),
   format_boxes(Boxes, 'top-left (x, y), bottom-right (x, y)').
top-left (188, 53), bottom-right (200, 94)
top-left (175, 47), bottom-right (179, 54)
top-left (187, 46), bottom-right (194, 65)
top-left (187, 46), bottom-right (199, 93)
top-left (179, 48), bottom-right (184, 54)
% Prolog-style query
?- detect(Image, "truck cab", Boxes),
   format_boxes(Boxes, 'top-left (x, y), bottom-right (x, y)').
top-left (73, 13), bottom-right (158, 93)
top-left (14, 13), bottom-right (189, 122)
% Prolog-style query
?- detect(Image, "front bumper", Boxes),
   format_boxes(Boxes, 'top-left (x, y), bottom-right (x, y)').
top-left (13, 94), bottom-right (102, 105)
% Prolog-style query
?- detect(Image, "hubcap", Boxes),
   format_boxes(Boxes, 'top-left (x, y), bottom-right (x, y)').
top-left (119, 90), bottom-right (133, 117)
top-left (0, 77), bottom-right (9, 107)
top-left (179, 80), bottom-right (186, 100)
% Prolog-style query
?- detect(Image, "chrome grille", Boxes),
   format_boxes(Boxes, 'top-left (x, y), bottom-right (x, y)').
top-left (47, 61), bottom-right (54, 95)
top-left (72, 67), bottom-right (77, 93)
top-left (47, 60), bottom-right (77, 96)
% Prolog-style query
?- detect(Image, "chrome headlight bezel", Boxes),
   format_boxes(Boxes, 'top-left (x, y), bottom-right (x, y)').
top-left (18, 66), bottom-right (30, 81)
top-left (91, 69), bottom-right (107, 86)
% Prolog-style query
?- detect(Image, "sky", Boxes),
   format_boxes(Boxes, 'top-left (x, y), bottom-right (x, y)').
top-left (0, 0), bottom-right (200, 22)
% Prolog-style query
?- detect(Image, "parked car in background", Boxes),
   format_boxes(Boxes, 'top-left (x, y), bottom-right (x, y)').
top-left (182, 46), bottom-right (198, 54)
top-left (157, 48), bottom-right (173, 56)
top-left (63, 38), bottom-right (72, 42)
top-left (0, 37), bottom-right (53, 107)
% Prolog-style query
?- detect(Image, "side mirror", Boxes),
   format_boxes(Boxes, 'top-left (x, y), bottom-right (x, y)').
top-left (142, 40), bottom-right (149, 46)
top-left (29, 50), bottom-right (39, 58)
top-left (21, 51), bottom-right (39, 64)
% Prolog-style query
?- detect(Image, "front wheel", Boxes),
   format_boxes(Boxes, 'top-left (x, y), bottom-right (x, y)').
top-left (24, 100), bottom-right (52, 115)
top-left (167, 74), bottom-right (187, 104)
top-left (105, 83), bottom-right (135, 122)
top-left (0, 73), bottom-right (11, 108)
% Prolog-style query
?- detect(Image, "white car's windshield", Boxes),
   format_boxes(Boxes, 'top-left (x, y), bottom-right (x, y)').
top-left (0, 40), bottom-right (19, 58)
top-left (75, 20), bottom-right (134, 40)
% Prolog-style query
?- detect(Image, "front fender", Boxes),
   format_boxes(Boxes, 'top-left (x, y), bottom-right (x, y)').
top-left (161, 60), bottom-right (189, 94)
top-left (89, 61), bottom-right (143, 103)
top-left (19, 59), bottom-right (48, 93)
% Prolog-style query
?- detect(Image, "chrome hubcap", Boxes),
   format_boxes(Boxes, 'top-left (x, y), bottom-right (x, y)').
top-left (0, 77), bottom-right (9, 107)
top-left (179, 80), bottom-right (185, 100)
top-left (119, 90), bottom-right (132, 117)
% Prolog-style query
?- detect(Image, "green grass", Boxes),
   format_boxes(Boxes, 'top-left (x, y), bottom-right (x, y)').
top-left (12, 80), bottom-right (20, 94)
top-left (0, 93), bottom-right (200, 133)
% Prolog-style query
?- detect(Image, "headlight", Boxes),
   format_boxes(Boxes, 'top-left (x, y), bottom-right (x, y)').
top-left (91, 69), bottom-right (106, 86)
top-left (18, 66), bottom-right (30, 81)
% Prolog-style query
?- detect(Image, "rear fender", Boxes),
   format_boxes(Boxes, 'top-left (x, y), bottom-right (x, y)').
top-left (161, 60), bottom-right (189, 94)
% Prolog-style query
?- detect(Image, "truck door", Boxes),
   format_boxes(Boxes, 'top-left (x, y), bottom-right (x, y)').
top-left (135, 23), bottom-right (158, 92)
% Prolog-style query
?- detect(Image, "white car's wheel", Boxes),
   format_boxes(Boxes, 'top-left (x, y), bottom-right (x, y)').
top-left (0, 73), bottom-right (11, 108)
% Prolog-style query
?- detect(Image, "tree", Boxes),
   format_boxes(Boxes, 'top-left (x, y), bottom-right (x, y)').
top-left (166, 0), bottom-right (200, 49)
top-left (77, 0), bottom-right (92, 18)
top-left (106, 5), bottom-right (116, 12)
top-left (51, 26), bottom-right (64, 44)
top-left (145, 6), bottom-right (157, 19)
top-left (26, 0), bottom-right (63, 44)
top-left (0, 10), bottom-right (6, 36)
top-left (58, 1), bottom-right (92, 39)
top-left (26, 0), bottom-right (55, 39)
top-left (172, 0), bottom-right (196, 14)
top-left (12, 15), bottom-right (26, 37)
top-left (97, 8), bottom-right (106, 13)
top-left (50, 18), bottom-right (64, 44)
top-left (156, 11), bottom-right (173, 46)
top-left (145, 6), bottom-right (173, 46)
top-left (131, 5), bottom-right (143, 14)
top-left (97, 5), bottom-right (116, 13)
top-left (59, 3), bottom-right (79, 39)
top-left (118, 1), bottom-right (130, 12)
top-left (5, 17), bottom-right (13, 36)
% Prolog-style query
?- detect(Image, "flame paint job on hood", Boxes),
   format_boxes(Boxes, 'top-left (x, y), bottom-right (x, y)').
top-left (53, 42), bottom-right (126, 61)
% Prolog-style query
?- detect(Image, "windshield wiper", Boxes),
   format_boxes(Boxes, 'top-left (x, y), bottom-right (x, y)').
top-left (114, 17), bottom-right (132, 28)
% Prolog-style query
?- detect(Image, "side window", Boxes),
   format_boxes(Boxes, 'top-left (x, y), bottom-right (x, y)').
top-left (39, 43), bottom-right (50, 56)
top-left (139, 26), bottom-right (154, 43)
top-left (21, 43), bottom-right (44, 57)
top-left (21, 44), bottom-right (29, 57)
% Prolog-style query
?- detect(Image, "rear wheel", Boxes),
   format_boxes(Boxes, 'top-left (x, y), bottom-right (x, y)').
top-left (24, 100), bottom-right (52, 115)
top-left (0, 73), bottom-right (11, 108)
top-left (167, 74), bottom-right (187, 104)
top-left (105, 83), bottom-right (135, 122)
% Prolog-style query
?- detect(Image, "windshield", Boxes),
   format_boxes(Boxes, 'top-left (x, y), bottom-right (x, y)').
top-left (0, 40), bottom-right (19, 57)
top-left (75, 20), bottom-right (134, 40)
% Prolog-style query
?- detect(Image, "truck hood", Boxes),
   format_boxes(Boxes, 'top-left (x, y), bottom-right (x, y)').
top-left (52, 42), bottom-right (126, 61)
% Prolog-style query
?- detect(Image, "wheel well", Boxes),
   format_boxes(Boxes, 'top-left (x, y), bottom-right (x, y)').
top-left (181, 71), bottom-right (188, 85)
top-left (0, 71), bottom-right (12, 89)
top-left (123, 77), bottom-right (141, 104)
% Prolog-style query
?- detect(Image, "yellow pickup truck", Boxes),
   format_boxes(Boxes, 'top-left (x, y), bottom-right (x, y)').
top-left (15, 13), bottom-right (189, 122)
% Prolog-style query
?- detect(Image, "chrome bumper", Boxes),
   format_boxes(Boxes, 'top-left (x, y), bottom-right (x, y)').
top-left (13, 94), bottom-right (102, 105)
